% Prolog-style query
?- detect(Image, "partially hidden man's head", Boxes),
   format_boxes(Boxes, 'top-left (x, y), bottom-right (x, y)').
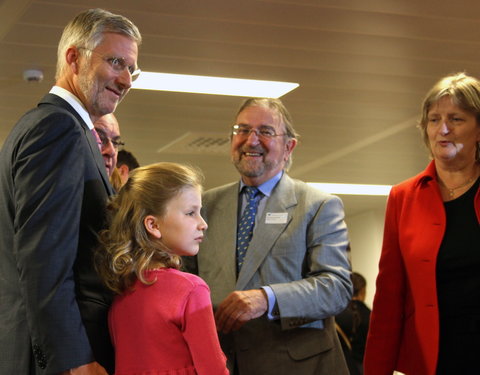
top-left (116, 149), bottom-right (140, 186)
top-left (94, 113), bottom-right (122, 177)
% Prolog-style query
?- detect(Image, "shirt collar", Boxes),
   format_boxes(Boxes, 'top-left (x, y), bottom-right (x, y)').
top-left (49, 86), bottom-right (94, 130)
top-left (239, 171), bottom-right (283, 197)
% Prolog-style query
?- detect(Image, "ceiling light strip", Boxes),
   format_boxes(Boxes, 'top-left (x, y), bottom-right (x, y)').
top-left (132, 72), bottom-right (299, 98)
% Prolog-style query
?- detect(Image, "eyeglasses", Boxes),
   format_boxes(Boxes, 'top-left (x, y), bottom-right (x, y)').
top-left (95, 129), bottom-right (125, 150)
top-left (232, 124), bottom-right (287, 139)
top-left (79, 47), bottom-right (141, 82)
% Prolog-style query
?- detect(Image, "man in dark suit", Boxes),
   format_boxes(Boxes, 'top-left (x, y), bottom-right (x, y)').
top-left (186, 98), bottom-right (352, 374)
top-left (0, 8), bottom-right (141, 375)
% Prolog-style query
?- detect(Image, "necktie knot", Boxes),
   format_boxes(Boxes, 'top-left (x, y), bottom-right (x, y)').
top-left (244, 186), bottom-right (259, 200)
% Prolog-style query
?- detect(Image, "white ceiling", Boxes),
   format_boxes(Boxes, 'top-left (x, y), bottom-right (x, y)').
top-left (2, 0), bottom-right (479, 217)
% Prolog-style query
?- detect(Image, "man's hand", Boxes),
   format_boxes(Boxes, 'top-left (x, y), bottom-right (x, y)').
top-left (215, 289), bottom-right (268, 334)
top-left (59, 361), bottom-right (108, 375)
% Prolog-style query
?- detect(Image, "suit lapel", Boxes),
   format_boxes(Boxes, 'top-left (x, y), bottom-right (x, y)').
top-left (84, 126), bottom-right (114, 195)
top-left (39, 94), bottom-right (114, 196)
top-left (208, 184), bottom-right (239, 272)
top-left (236, 174), bottom-right (297, 290)
top-left (199, 183), bottom-right (239, 304)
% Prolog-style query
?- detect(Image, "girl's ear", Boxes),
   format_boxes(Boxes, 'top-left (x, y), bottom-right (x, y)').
top-left (144, 215), bottom-right (161, 239)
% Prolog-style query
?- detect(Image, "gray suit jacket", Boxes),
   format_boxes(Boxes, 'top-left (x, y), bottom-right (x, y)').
top-left (0, 94), bottom-right (114, 374)
top-left (190, 173), bottom-right (352, 375)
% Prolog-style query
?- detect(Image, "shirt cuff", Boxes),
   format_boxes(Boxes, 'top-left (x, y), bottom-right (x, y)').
top-left (261, 286), bottom-right (280, 320)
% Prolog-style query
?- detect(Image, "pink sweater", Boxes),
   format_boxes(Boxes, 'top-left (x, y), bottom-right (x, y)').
top-left (109, 268), bottom-right (229, 375)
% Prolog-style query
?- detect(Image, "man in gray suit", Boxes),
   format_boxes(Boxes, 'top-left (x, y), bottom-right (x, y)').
top-left (187, 98), bottom-right (352, 374)
top-left (0, 9), bottom-right (141, 375)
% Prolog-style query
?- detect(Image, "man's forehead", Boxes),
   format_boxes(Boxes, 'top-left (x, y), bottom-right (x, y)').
top-left (95, 116), bottom-right (120, 137)
top-left (94, 33), bottom-right (139, 65)
top-left (237, 106), bottom-right (282, 126)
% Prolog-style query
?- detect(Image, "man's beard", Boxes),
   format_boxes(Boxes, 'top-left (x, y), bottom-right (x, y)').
top-left (78, 66), bottom-right (99, 114)
top-left (77, 65), bottom-right (121, 118)
top-left (232, 153), bottom-right (278, 178)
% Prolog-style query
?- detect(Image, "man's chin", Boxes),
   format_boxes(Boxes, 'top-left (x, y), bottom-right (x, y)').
top-left (234, 161), bottom-right (264, 178)
top-left (94, 100), bottom-right (119, 117)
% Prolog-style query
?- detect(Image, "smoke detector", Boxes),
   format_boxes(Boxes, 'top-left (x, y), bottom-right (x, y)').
top-left (23, 69), bottom-right (44, 82)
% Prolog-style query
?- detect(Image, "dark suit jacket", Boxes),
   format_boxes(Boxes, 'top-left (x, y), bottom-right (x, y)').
top-left (0, 94), bottom-right (115, 374)
top-left (187, 173), bottom-right (352, 375)
top-left (364, 161), bottom-right (480, 375)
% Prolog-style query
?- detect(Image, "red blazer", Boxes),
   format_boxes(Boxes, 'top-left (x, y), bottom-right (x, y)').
top-left (364, 161), bottom-right (480, 375)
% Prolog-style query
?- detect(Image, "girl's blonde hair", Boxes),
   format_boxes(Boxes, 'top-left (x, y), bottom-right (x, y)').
top-left (95, 162), bottom-right (203, 294)
top-left (109, 167), bottom-right (123, 191)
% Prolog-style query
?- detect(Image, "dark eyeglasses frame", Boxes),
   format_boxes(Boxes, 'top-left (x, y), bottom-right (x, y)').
top-left (95, 128), bottom-right (125, 150)
top-left (232, 124), bottom-right (287, 139)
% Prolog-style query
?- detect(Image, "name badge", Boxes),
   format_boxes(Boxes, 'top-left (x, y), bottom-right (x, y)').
top-left (265, 212), bottom-right (288, 224)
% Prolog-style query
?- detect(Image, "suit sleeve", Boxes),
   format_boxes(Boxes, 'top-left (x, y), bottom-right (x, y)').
top-left (364, 187), bottom-right (406, 374)
top-left (13, 112), bottom-right (94, 372)
top-left (270, 193), bottom-right (352, 328)
top-left (182, 284), bottom-right (229, 375)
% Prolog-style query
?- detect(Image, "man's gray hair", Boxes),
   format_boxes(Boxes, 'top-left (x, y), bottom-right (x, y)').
top-left (56, 8), bottom-right (142, 80)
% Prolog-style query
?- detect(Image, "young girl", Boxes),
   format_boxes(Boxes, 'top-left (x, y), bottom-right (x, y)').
top-left (96, 162), bottom-right (229, 375)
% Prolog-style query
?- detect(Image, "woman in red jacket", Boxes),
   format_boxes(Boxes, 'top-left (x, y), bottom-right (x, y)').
top-left (364, 72), bottom-right (480, 375)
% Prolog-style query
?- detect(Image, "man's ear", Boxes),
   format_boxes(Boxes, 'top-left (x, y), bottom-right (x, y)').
top-left (284, 137), bottom-right (297, 159)
top-left (144, 215), bottom-right (161, 239)
top-left (118, 164), bottom-right (130, 178)
top-left (65, 46), bottom-right (81, 74)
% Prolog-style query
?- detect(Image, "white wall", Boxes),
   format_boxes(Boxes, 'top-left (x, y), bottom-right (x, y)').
top-left (345, 208), bottom-right (386, 308)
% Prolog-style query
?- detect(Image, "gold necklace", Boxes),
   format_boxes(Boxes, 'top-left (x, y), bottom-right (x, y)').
top-left (439, 176), bottom-right (476, 198)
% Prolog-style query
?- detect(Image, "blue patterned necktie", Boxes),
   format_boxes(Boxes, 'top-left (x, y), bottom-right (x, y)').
top-left (236, 186), bottom-right (261, 272)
